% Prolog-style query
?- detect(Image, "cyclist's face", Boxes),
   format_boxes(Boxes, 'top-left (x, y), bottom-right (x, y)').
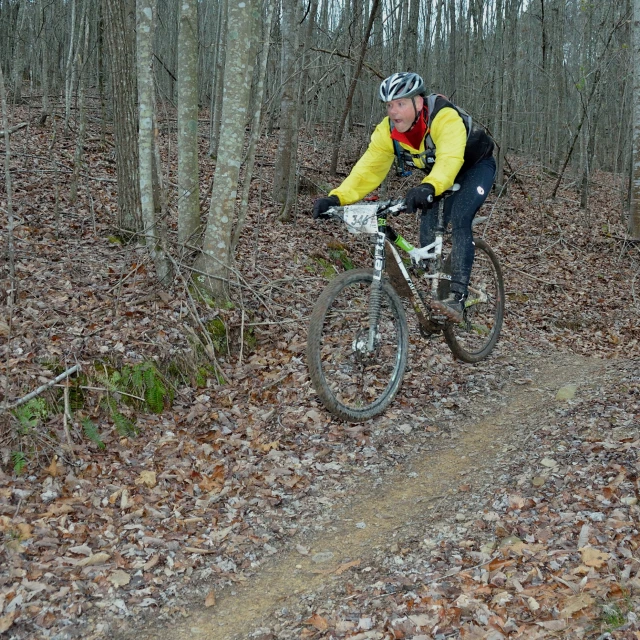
top-left (386, 95), bottom-right (423, 133)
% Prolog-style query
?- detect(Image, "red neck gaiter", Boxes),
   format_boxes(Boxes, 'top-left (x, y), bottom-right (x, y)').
top-left (390, 106), bottom-right (428, 150)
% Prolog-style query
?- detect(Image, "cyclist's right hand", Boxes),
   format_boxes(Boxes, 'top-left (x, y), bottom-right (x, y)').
top-left (312, 195), bottom-right (340, 219)
top-left (405, 183), bottom-right (435, 213)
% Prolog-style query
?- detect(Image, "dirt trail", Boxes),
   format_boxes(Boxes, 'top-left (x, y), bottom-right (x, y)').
top-left (127, 353), bottom-right (605, 640)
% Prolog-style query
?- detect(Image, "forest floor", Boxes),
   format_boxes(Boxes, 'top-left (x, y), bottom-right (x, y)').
top-left (0, 111), bottom-right (639, 640)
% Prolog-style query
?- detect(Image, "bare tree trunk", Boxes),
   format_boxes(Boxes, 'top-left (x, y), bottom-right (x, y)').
top-left (64, 0), bottom-right (77, 128)
top-left (103, 0), bottom-right (142, 233)
top-left (137, 0), bottom-right (172, 284)
top-left (231, 0), bottom-right (276, 251)
top-left (630, 0), bottom-right (640, 238)
top-left (196, 0), bottom-right (258, 299)
top-left (0, 66), bottom-right (16, 305)
top-left (10, 0), bottom-right (27, 104)
top-left (405, 0), bottom-right (420, 71)
top-left (71, 11), bottom-right (90, 205)
top-left (177, 0), bottom-right (200, 245)
top-left (209, 0), bottom-right (228, 159)
top-left (329, 0), bottom-right (380, 176)
top-left (272, 0), bottom-right (300, 208)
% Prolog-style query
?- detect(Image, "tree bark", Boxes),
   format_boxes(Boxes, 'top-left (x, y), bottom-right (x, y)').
top-left (196, 0), bottom-right (258, 299)
top-left (272, 0), bottom-right (300, 207)
top-left (137, 0), bottom-right (172, 284)
top-left (102, 0), bottom-right (142, 234)
top-left (177, 0), bottom-right (200, 245)
top-left (630, 0), bottom-right (640, 238)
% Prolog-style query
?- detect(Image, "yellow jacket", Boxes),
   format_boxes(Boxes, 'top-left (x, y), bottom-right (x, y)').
top-left (329, 106), bottom-right (467, 205)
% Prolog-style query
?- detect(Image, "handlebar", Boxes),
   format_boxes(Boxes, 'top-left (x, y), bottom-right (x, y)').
top-left (319, 184), bottom-right (460, 220)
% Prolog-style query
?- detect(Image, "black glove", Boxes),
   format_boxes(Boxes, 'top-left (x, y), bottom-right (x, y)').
top-left (313, 195), bottom-right (340, 219)
top-left (405, 183), bottom-right (435, 213)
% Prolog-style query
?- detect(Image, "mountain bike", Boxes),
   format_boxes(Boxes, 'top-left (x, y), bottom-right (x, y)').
top-left (306, 188), bottom-right (505, 422)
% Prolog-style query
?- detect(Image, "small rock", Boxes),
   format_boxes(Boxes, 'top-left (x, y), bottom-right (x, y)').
top-left (311, 552), bottom-right (334, 564)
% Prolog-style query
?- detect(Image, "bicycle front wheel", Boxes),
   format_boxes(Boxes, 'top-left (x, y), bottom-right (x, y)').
top-left (443, 238), bottom-right (505, 363)
top-left (307, 268), bottom-right (409, 422)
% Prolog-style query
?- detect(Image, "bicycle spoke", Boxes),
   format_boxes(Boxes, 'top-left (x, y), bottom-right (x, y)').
top-left (443, 239), bottom-right (504, 362)
top-left (307, 269), bottom-right (408, 421)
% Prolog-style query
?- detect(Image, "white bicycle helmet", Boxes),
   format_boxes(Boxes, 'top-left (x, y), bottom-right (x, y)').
top-left (379, 72), bottom-right (425, 102)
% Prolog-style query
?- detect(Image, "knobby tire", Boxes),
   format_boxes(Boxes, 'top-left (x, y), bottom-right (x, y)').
top-left (442, 238), bottom-right (505, 363)
top-left (307, 268), bottom-right (408, 422)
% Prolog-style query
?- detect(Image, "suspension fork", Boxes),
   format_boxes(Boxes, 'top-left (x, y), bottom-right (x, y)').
top-left (367, 214), bottom-right (388, 352)
top-left (429, 201), bottom-right (446, 300)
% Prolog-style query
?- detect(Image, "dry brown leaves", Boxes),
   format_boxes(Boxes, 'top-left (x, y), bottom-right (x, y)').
top-left (0, 109), bottom-right (639, 638)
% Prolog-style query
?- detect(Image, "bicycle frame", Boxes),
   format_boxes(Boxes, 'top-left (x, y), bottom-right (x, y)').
top-left (331, 198), bottom-right (451, 350)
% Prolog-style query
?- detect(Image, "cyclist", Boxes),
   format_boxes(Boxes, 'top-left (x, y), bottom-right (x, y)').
top-left (312, 72), bottom-right (495, 323)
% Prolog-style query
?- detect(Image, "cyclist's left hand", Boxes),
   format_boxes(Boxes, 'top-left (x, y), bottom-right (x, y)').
top-left (313, 195), bottom-right (340, 219)
top-left (405, 183), bottom-right (435, 213)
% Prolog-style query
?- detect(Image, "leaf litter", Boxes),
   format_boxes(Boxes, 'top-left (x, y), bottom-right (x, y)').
top-left (0, 109), bottom-right (639, 639)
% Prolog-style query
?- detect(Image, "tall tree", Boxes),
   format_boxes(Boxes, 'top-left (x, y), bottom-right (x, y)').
top-left (137, 0), bottom-right (172, 283)
top-left (177, 0), bottom-right (200, 245)
top-left (272, 0), bottom-right (300, 212)
top-left (631, 0), bottom-right (640, 238)
top-left (102, 0), bottom-right (142, 234)
top-left (196, 0), bottom-right (258, 298)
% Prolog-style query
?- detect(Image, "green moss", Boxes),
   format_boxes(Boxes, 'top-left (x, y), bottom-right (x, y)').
top-left (206, 317), bottom-right (228, 354)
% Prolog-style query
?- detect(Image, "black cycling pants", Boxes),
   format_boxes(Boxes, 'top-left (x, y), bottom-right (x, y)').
top-left (419, 156), bottom-right (496, 296)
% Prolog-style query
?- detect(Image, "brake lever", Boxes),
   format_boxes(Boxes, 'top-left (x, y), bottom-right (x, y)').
top-left (379, 199), bottom-right (407, 216)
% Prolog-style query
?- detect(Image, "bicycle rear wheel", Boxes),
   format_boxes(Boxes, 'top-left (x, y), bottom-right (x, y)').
top-left (442, 238), bottom-right (504, 363)
top-left (307, 268), bottom-right (408, 422)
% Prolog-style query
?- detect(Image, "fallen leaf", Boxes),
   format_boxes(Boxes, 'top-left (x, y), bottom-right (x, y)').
top-left (135, 471), bottom-right (157, 488)
top-left (527, 597), bottom-right (540, 612)
top-left (143, 554), bottom-right (160, 570)
top-left (580, 547), bottom-right (610, 568)
top-left (536, 619), bottom-right (568, 631)
top-left (0, 610), bottom-right (17, 633)
top-left (76, 552), bottom-right (111, 567)
top-left (335, 559), bottom-right (361, 575)
top-left (45, 456), bottom-right (60, 477)
top-left (560, 593), bottom-right (594, 617)
top-left (304, 613), bottom-right (328, 631)
top-left (67, 544), bottom-right (92, 556)
top-left (108, 570), bottom-right (131, 587)
top-left (204, 590), bottom-right (216, 608)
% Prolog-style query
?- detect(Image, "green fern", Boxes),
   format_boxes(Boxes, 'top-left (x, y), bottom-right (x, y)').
top-left (13, 398), bottom-right (48, 435)
top-left (11, 451), bottom-right (26, 474)
top-left (95, 368), bottom-right (121, 392)
top-left (112, 410), bottom-right (138, 437)
top-left (82, 418), bottom-right (105, 449)
top-left (131, 364), bottom-right (145, 394)
top-left (145, 382), bottom-right (165, 413)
